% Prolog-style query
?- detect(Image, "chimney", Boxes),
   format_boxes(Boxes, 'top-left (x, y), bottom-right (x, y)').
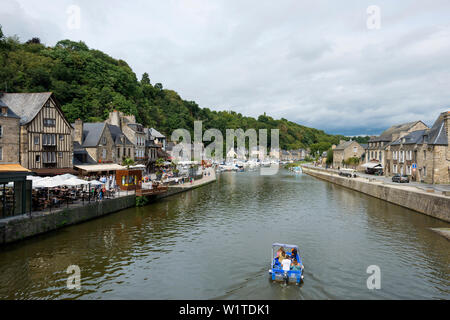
top-left (108, 110), bottom-right (121, 128)
top-left (339, 139), bottom-right (345, 145)
top-left (445, 111), bottom-right (450, 151)
top-left (74, 119), bottom-right (83, 144)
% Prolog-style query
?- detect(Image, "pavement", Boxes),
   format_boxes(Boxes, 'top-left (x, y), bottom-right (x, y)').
top-left (302, 164), bottom-right (450, 195)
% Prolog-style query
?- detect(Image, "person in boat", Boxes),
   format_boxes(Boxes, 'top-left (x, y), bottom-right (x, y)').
top-left (276, 247), bottom-right (285, 259)
top-left (281, 255), bottom-right (291, 272)
top-left (290, 259), bottom-right (302, 271)
top-left (290, 248), bottom-right (298, 260)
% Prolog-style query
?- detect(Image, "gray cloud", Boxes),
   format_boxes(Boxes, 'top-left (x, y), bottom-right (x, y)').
top-left (2, 0), bottom-right (450, 135)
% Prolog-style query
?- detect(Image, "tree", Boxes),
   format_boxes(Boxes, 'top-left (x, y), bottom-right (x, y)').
top-left (141, 72), bottom-right (150, 85)
top-left (122, 157), bottom-right (134, 168)
top-left (326, 148), bottom-right (333, 165)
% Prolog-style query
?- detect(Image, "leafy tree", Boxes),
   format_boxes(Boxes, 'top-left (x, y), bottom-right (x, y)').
top-left (0, 30), bottom-right (344, 151)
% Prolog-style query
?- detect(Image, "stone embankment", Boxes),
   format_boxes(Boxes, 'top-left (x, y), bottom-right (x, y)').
top-left (0, 169), bottom-right (217, 245)
top-left (302, 166), bottom-right (450, 222)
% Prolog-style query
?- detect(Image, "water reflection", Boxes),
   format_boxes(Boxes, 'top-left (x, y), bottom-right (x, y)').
top-left (0, 170), bottom-right (448, 299)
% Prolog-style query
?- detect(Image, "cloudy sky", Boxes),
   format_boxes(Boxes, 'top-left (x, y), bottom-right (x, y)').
top-left (1, 0), bottom-right (449, 135)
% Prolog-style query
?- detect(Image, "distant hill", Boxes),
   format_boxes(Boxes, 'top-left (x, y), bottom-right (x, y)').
top-left (0, 26), bottom-right (346, 153)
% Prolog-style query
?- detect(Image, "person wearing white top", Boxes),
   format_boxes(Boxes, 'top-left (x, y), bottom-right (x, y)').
top-left (281, 258), bottom-right (291, 272)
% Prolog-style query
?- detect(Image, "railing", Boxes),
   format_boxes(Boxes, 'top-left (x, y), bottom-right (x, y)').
top-left (136, 186), bottom-right (168, 196)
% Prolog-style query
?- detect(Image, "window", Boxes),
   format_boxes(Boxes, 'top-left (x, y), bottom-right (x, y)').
top-left (43, 134), bottom-right (56, 146)
top-left (35, 155), bottom-right (40, 162)
top-left (117, 148), bottom-right (121, 158)
top-left (0, 125), bottom-right (2, 137)
top-left (423, 150), bottom-right (426, 160)
top-left (59, 134), bottom-right (64, 141)
top-left (58, 152), bottom-right (62, 158)
top-left (407, 166), bottom-right (411, 175)
top-left (44, 100), bottom-right (50, 108)
top-left (0, 147), bottom-right (2, 161)
top-left (393, 164), bottom-right (397, 173)
top-left (101, 137), bottom-right (107, 145)
top-left (423, 166), bottom-right (427, 177)
top-left (43, 118), bottom-right (56, 127)
top-left (102, 149), bottom-right (106, 159)
top-left (34, 135), bottom-right (40, 145)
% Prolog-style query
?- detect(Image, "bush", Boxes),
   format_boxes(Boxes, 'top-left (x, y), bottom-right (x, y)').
top-left (135, 196), bottom-right (149, 207)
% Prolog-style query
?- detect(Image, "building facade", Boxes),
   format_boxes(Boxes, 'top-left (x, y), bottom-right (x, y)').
top-left (389, 111), bottom-right (449, 184)
top-left (366, 121), bottom-right (428, 175)
top-left (105, 110), bottom-right (146, 164)
top-left (0, 93), bottom-right (74, 175)
top-left (0, 99), bottom-right (20, 164)
top-left (333, 140), bottom-right (365, 168)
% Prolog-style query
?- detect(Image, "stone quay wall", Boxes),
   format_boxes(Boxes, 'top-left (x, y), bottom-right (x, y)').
top-left (302, 166), bottom-right (450, 222)
top-left (0, 195), bottom-right (135, 245)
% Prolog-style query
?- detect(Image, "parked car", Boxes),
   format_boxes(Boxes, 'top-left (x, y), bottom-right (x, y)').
top-left (339, 168), bottom-right (357, 178)
top-left (392, 174), bottom-right (409, 183)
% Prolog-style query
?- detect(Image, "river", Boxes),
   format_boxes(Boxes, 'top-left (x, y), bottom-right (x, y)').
top-left (0, 169), bottom-right (449, 299)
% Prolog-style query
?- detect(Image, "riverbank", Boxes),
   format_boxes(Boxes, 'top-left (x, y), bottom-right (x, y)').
top-left (301, 166), bottom-right (450, 222)
top-left (0, 169), bottom-right (217, 245)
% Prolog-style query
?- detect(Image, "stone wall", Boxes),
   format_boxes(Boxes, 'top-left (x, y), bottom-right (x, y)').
top-left (0, 116), bottom-right (20, 163)
top-left (302, 166), bottom-right (450, 222)
top-left (0, 195), bottom-right (135, 245)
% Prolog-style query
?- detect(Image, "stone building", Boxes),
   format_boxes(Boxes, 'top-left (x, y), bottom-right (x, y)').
top-left (72, 120), bottom-right (116, 163)
top-left (280, 150), bottom-right (292, 161)
top-left (105, 111), bottom-right (146, 164)
top-left (333, 140), bottom-right (365, 168)
top-left (0, 99), bottom-right (20, 164)
top-left (389, 111), bottom-right (449, 184)
top-left (365, 121), bottom-right (428, 175)
top-left (0, 92), bottom-right (74, 175)
top-left (107, 123), bottom-right (134, 163)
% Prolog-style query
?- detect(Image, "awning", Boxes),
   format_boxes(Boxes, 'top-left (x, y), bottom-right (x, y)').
top-left (362, 162), bottom-right (383, 169)
top-left (0, 164), bottom-right (31, 172)
top-left (74, 164), bottom-right (126, 172)
top-left (32, 168), bottom-right (78, 176)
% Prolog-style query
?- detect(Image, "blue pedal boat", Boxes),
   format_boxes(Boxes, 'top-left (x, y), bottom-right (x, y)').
top-left (269, 243), bottom-right (304, 284)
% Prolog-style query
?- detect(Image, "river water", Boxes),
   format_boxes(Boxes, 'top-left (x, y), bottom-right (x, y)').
top-left (0, 169), bottom-right (449, 299)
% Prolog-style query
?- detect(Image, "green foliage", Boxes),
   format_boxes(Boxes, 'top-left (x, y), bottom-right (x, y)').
top-left (122, 157), bottom-right (135, 168)
top-left (135, 196), bottom-right (149, 207)
top-left (0, 30), bottom-right (343, 150)
top-left (326, 149), bottom-right (333, 165)
top-left (343, 157), bottom-right (360, 166)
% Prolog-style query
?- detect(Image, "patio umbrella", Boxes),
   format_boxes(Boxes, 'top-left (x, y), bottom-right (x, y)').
top-left (62, 177), bottom-right (89, 187)
top-left (88, 180), bottom-right (103, 186)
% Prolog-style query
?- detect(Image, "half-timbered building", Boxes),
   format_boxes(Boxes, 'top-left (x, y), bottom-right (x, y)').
top-left (0, 92), bottom-right (74, 175)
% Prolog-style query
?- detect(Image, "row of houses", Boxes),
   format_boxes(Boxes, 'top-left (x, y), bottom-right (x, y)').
top-left (332, 111), bottom-right (450, 184)
top-left (280, 149), bottom-right (309, 161)
top-left (0, 92), bottom-right (167, 176)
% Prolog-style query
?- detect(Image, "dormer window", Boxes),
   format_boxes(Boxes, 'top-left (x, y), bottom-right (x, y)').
top-left (1, 107), bottom-right (7, 115)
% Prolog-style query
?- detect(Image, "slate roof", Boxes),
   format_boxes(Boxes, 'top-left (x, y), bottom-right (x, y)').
top-left (71, 122), bottom-right (106, 148)
top-left (0, 92), bottom-right (53, 125)
top-left (128, 123), bottom-right (144, 133)
top-left (334, 140), bottom-right (355, 151)
top-left (427, 113), bottom-right (448, 145)
top-left (107, 124), bottom-right (132, 146)
top-left (390, 129), bottom-right (427, 146)
top-left (149, 128), bottom-right (165, 138)
top-left (369, 121), bottom-right (425, 142)
top-left (389, 112), bottom-right (449, 146)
